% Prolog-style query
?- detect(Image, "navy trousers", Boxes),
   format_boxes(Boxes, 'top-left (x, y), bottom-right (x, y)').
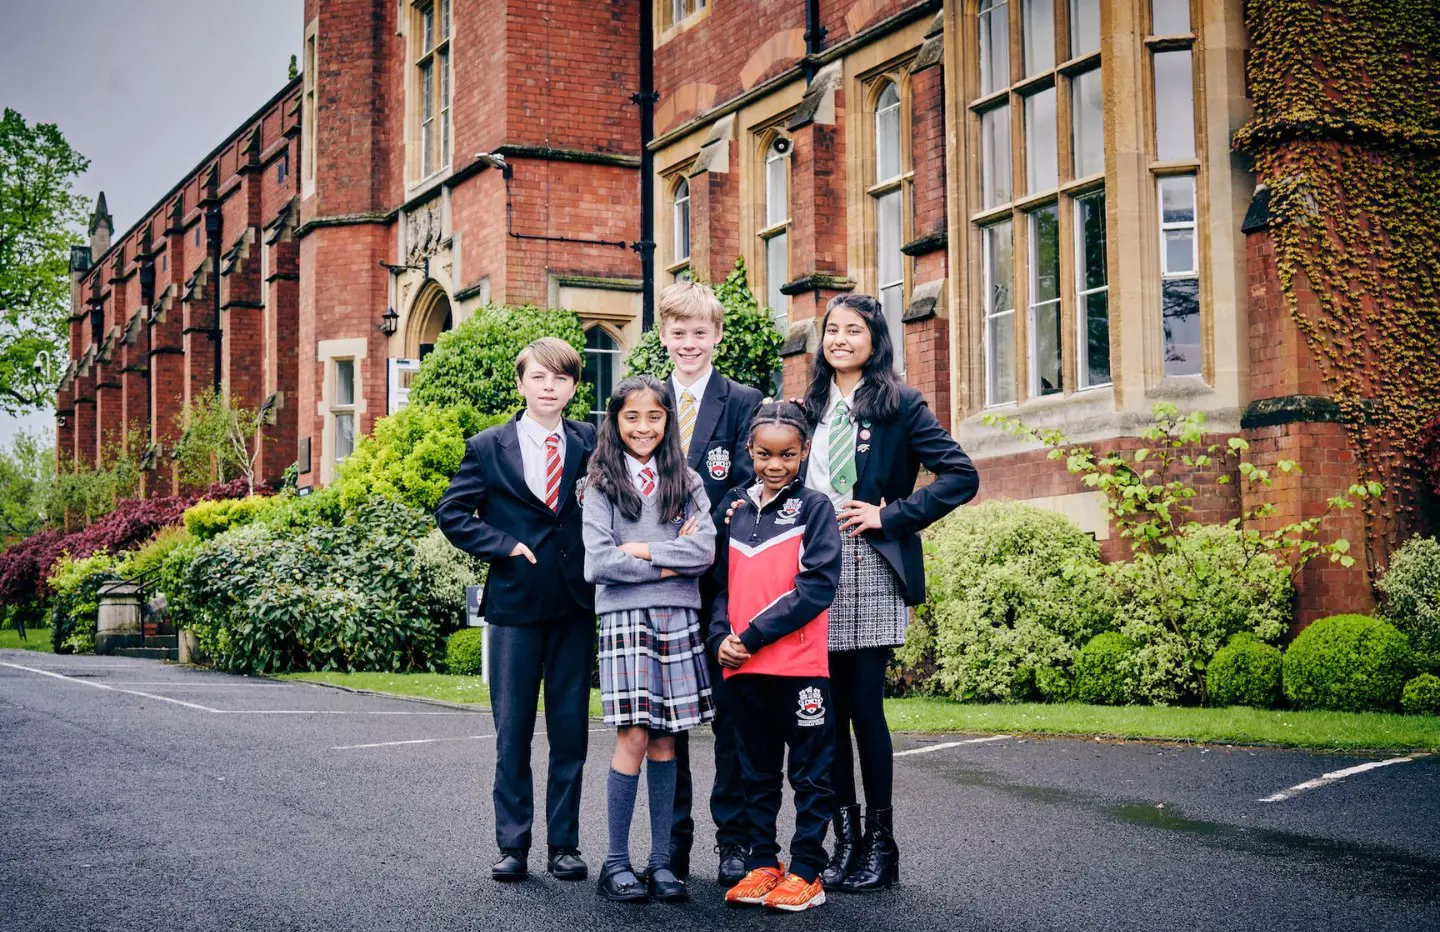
top-left (487, 611), bottom-right (595, 851)
top-left (672, 650), bottom-right (746, 856)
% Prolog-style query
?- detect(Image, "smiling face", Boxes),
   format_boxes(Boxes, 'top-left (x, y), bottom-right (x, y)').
top-left (749, 422), bottom-right (809, 495)
top-left (516, 361), bottom-right (577, 423)
top-left (822, 307), bottom-right (874, 376)
top-left (616, 389), bottom-right (669, 463)
top-left (659, 317), bottom-right (723, 383)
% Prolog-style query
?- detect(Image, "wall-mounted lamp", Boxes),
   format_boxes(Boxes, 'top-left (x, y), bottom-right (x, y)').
top-left (381, 306), bottom-right (400, 336)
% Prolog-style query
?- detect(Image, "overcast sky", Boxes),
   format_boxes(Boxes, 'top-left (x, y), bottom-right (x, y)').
top-left (0, 0), bottom-right (301, 449)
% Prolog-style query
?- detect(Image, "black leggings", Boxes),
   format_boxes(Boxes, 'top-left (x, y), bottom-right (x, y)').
top-left (829, 647), bottom-right (892, 810)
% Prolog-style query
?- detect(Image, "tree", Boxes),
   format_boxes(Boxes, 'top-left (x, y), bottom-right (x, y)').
top-left (0, 429), bottom-right (54, 545)
top-left (173, 390), bottom-right (264, 496)
top-left (0, 109), bottom-right (90, 414)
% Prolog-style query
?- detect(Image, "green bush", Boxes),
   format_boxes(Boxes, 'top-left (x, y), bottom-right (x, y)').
top-left (1205, 633), bottom-right (1284, 708)
top-left (1282, 614), bottom-right (1412, 712)
top-left (45, 553), bottom-right (122, 654)
top-left (446, 628), bottom-right (485, 675)
top-left (1401, 673), bottom-right (1440, 715)
top-left (408, 304), bottom-right (590, 419)
top-left (625, 258), bottom-right (784, 393)
top-left (115, 526), bottom-right (194, 580)
top-left (900, 501), bottom-right (1116, 702)
top-left (255, 485), bottom-right (345, 535)
top-left (332, 404), bottom-right (509, 512)
top-left (182, 496), bottom-right (276, 541)
top-left (413, 528), bottom-right (485, 632)
top-left (1110, 524), bottom-right (1292, 705)
top-left (181, 498), bottom-right (450, 674)
top-left (1377, 535), bottom-right (1440, 656)
top-left (1071, 633), bottom-right (1138, 705)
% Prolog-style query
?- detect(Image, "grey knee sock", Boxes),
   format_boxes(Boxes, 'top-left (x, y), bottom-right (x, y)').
top-left (605, 768), bottom-right (640, 873)
top-left (646, 757), bottom-right (678, 873)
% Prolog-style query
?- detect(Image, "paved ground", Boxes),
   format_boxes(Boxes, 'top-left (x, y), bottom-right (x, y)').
top-left (2, 649), bottom-right (1438, 932)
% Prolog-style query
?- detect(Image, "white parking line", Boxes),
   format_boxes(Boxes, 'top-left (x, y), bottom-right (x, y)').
top-left (2, 661), bottom-right (221, 711)
top-left (1258, 755), bottom-right (1422, 803)
top-left (107, 682), bottom-right (296, 688)
top-left (334, 735), bottom-right (497, 750)
top-left (893, 735), bottom-right (1012, 757)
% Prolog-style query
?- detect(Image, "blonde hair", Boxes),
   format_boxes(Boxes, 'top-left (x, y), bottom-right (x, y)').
top-left (515, 337), bottom-right (582, 382)
top-left (657, 280), bottom-right (725, 330)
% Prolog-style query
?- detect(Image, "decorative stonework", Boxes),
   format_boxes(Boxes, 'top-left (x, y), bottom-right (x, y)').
top-left (405, 201), bottom-right (444, 265)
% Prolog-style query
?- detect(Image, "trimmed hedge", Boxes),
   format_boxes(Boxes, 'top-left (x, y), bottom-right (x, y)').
top-left (446, 628), bottom-right (485, 676)
top-left (183, 496), bottom-right (276, 541)
top-left (1282, 614), bottom-right (1412, 712)
top-left (1205, 633), bottom-right (1283, 708)
top-left (1401, 673), bottom-right (1440, 715)
top-left (1377, 535), bottom-right (1440, 656)
top-left (1071, 633), bottom-right (1137, 706)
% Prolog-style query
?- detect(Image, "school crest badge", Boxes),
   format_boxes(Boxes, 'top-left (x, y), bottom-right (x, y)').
top-left (796, 686), bottom-right (826, 727)
top-left (706, 446), bottom-right (732, 480)
top-left (775, 497), bottom-right (803, 525)
top-left (574, 476), bottom-right (587, 505)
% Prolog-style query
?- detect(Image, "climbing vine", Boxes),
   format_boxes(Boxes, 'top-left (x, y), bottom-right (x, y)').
top-left (1234, 0), bottom-right (1440, 577)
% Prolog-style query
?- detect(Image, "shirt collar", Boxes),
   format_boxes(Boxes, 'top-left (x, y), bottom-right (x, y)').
top-left (671, 367), bottom-right (713, 406)
top-left (824, 379), bottom-right (861, 419)
top-left (745, 476), bottom-right (804, 511)
top-left (625, 453), bottom-right (655, 481)
top-left (518, 411), bottom-right (563, 446)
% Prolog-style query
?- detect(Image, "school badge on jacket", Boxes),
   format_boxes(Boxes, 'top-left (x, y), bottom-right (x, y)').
top-left (706, 446), bottom-right (732, 480)
top-left (796, 686), bottom-right (826, 727)
top-left (775, 497), bottom-right (803, 525)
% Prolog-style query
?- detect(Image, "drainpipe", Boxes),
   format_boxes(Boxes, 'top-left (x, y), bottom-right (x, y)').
top-left (632, 0), bottom-right (658, 329)
top-left (803, 0), bottom-right (827, 82)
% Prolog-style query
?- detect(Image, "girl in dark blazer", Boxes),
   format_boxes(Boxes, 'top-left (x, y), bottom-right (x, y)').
top-left (802, 293), bottom-right (978, 892)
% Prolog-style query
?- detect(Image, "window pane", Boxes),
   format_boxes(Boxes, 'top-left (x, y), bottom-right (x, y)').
top-left (981, 104), bottom-right (1012, 209)
top-left (422, 4), bottom-right (435, 51)
top-left (882, 282), bottom-right (905, 373)
top-left (766, 148), bottom-right (788, 227)
top-left (1162, 278), bottom-right (1201, 377)
top-left (876, 83), bottom-right (901, 182)
top-left (672, 0), bottom-right (685, 25)
top-left (766, 231), bottom-right (789, 330)
top-left (979, 0), bottom-right (1011, 96)
top-left (440, 51), bottom-right (451, 166)
top-left (1023, 0), bottom-right (1055, 76)
top-left (1076, 191), bottom-right (1107, 292)
top-left (1071, 67), bottom-right (1104, 178)
top-left (335, 359), bottom-right (355, 406)
top-left (1153, 50), bottom-right (1195, 160)
top-left (673, 179), bottom-right (690, 260)
top-left (1164, 230), bottom-right (1196, 274)
top-left (1025, 87), bottom-right (1058, 193)
top-left (984, 220), bottom-right (1016, 405)
top-left (1151, 0), bottom-right (1190, 34)
top-left (1030, 205), bottom-right (1061, 397)
top-left (877, 190), bottom-right (902, 286)
top-left (1069, 0), bottom-right (1100, 57)
top-left (1082, 290), bottom-right (1111, 386)
top-left (585, 328), bottom-right (619, 423)
top-left (335, 414), bottom-right (354, 461)
top-left (440, 0), bottom-right (450, 39)
top-left (1159, 174), bottom-right (1195, 223)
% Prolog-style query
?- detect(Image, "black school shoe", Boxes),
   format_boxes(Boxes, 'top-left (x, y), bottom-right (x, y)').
top-left (647, 867), bottom-right (689, 903)
top-left (492, 848), bottom-right (528, 882)
top-left (716, 844), bottom-right (748, 886)
top-left (596, 863), bottom-right (650, 903)
top-left (547, 846), bottom-right (588, 880)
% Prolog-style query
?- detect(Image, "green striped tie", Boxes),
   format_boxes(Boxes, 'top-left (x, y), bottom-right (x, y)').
top-left (829, 401), bottom-right (857, 496)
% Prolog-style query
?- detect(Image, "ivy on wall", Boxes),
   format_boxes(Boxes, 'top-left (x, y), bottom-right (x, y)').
top-left (1234, 0), bottom-right (1440, 575)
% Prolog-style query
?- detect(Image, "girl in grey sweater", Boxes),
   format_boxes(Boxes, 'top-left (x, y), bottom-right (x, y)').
top-left (583, 375), bottom-right (716, 903)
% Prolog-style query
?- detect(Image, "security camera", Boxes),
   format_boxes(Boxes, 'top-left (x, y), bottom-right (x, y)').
top-left (771, 137), bottom-right (792, 155)
top-left (474, 151), bottom-right (508, 169)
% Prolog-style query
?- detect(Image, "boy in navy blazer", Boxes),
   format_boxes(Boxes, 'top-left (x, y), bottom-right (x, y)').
top-left (435, 337), bottom-right (597, 884)
top-left (657, 281), bottom-right (763, 884)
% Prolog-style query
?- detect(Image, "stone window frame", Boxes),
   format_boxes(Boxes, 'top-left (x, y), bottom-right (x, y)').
top-left (583, 322), bottom-right (625, 427)
top-left (756, 129), bottom-right (791, 334)
top-left (317, 338), bottom-right (367, 485)
top-left (408, 0), bottom-right (454, 184)
top-left (862, 72), bottom-right (915, 376)
top-left (966, 0), bottom-right (1111, 408)
top-left (658, 0), bottom-right (711, 42)
top-left (666, 174), bottom-right (693, 283)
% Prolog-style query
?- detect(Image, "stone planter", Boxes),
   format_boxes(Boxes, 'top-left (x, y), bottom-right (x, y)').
top-left (95, 582), bottom-right (143, 655)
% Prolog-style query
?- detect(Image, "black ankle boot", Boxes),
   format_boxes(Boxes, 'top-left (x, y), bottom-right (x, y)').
top-left (820, 805), bottom-right (861, 888)
top-left (838, 807), bottom-right (899, 892)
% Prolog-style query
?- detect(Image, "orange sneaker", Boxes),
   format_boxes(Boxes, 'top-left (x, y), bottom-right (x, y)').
top-left (725, 865), bottom-right (785, 906)
top-left (762, 873), bottom-right (825, 912)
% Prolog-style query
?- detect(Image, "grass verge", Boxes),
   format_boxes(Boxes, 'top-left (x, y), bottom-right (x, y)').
top-left (278, 672), bottom-right (1440, 751)
top-left (0, 629), bottom-right (53, 653)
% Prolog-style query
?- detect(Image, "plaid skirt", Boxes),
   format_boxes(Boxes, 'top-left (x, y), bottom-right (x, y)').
top-left (598, 606), bottom-right (714, 733)
top-left (829, 532), bottom-right (911, 651)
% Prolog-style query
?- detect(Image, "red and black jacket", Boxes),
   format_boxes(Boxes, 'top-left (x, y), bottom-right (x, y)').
top-left (705, 480), bottom-right (842, 679)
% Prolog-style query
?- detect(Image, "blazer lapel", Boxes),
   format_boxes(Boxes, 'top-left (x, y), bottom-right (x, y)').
top-left (684, 374), bottom-right (727, 469)
top-left (497, 416), bottom-right (552, 513)
top-left (557, 420), bottom-right (586, 515)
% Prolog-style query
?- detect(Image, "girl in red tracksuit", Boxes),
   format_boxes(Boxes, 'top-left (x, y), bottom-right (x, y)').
top-left (706, 401), bottom-right (842, 912)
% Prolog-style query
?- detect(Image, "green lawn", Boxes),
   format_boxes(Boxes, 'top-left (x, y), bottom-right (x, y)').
top-left (278, 671), bottom-right (1440, 751)
top-left (0, 628), bottom-right (53, 653)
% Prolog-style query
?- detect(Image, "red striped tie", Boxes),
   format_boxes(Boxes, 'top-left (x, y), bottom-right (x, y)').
top-left (544, 434), bottom-right (561, 512)
top-left (640, 466), bottom-right (655, 497)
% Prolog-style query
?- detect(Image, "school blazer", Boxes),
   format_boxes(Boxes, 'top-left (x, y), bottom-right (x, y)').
top-left (683, 375), bottom-right (764, 511)
top-left (434, 413), bottom-right (597, 625)
top-left (805, 385), bottom-right (979, 606)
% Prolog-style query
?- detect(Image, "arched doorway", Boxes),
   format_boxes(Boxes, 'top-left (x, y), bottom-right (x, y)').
top-left (406, 281), bottom-right (453, 361)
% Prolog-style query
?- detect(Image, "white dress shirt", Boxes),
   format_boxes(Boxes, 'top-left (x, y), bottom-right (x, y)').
top-left (625, 452), bottom-right (657, 493)
top-left (805, 379), bottom-right (861, 509)
top-left (670, 366), bottom-right (714, 411)
top-left (516, 411), bottom-right (565, 503)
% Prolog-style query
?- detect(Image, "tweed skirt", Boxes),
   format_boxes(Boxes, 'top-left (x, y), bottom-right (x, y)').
top-left (598, 606), bottom-right (714, 733)
top-left (829, 532), bottom-right (910, 652)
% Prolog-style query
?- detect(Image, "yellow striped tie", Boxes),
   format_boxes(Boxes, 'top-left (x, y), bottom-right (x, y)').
top-left (680, 390), bottom-right (698, 455)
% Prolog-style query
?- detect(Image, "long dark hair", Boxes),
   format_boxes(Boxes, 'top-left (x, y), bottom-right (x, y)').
top-left (802, 293), bottom-right (901, 425)
top-left (588, 374), bottom-right (691, 522)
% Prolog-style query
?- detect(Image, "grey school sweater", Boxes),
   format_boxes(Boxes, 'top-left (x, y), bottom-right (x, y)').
top-left (582, 467), bottom-right (717, 614)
